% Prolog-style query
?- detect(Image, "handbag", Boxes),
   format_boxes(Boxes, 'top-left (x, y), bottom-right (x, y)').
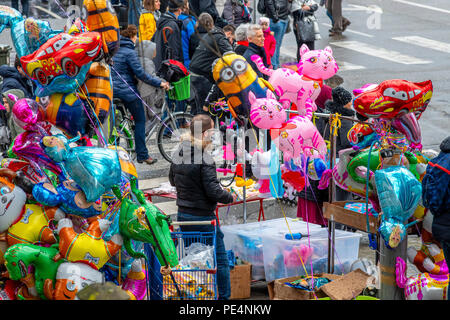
top-left (295, 10), bottom-right (315, 42)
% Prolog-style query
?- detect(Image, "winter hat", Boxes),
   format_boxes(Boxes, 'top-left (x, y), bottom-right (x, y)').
top-left (331, 86), bottom-right (353, 106)
top-left (259, 17), bottom-right (270, 25)
top-left (325, 86), bottom-right (355, 116)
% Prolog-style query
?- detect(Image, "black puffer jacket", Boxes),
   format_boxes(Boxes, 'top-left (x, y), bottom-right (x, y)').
top-left (189, 26), bottom-right (233, 82)
top-left (265, 0), bottom-right (291, 21)
top-left (169, 137), bottom-right (234, 216)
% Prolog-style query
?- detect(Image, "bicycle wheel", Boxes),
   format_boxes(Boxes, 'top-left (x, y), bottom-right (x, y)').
top-left (156, 113), bottom-right (193, 163)
top-left (109, 107), bottom-right (137, 160)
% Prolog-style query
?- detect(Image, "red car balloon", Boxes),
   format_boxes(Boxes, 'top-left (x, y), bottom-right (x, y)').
top-left (353, 79), bottom-right (433, 119)
top-left (20, 32), bottom-right (103, 87)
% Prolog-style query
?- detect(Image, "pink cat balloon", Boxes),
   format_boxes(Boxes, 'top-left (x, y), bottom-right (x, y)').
top-left (249, 90), bottom-right (288, 130)
top-left (251, 44), bottom-right (338, 116)
top-left (396, 257), bottom-right (449, 300)
top-left (270, 99), bottom-right (327, 162)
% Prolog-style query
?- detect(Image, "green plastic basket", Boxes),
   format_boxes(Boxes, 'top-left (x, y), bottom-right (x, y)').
top-left (168, 75), bottom-right (191, 101)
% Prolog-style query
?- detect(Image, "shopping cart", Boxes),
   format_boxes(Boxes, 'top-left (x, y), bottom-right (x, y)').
top-left (145, 220), bottom-right (218, 300)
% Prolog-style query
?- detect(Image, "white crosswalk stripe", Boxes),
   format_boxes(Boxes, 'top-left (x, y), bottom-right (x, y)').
top-left (393, 36), bottom-right (450, 54)
top-left (330, 40), bottom-right (433, 65)
top-left (337, 61), bottom-right (366, 72)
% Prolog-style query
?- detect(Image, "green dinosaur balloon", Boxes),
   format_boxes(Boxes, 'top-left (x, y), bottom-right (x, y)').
top-left (115, 178), bottom-right (178, 267)
top-left (4, 243), bottom-right (65, 300)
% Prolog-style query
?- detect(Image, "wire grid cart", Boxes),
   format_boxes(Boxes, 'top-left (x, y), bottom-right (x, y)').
top-left (145, 221), bottom-right (218, 300)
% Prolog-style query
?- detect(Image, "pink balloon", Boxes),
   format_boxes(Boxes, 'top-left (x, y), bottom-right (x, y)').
top-left (249, 90), bottom-right (287, 130)
top-left (391, 112), bottom-right (422, 147)
top-left (12, 98), bottom-right (46, 131)
top-left (270, 99), bottom-right (327, 162)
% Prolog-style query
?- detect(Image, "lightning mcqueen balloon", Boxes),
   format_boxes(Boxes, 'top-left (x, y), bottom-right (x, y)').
top-left (353, 79), bottom-right (433, 119)
top-left (20, 32), bottom-right (102, 92)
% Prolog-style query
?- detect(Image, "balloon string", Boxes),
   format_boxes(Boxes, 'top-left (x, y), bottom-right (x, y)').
top-left (247, 120), bottom-right (312, 280)
top-left (74, 80), bottom-right (108, 146)
top-left (110, 66), bottom-right (175, 134)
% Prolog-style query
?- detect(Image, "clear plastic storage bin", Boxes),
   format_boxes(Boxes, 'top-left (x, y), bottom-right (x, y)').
top-left (262, 228), bottom-right (361, 282)
top-left (221, 218), bottom-right (324, 280)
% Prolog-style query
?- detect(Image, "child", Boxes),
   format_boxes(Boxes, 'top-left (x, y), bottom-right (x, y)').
top-left (259, 17), bottom-right (276, 68)
top-left (139, 0), bottom-right (161, 41)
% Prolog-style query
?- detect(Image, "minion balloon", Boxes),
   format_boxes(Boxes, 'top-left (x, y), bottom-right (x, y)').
top-left (212, 52), bottom-right (274, 121)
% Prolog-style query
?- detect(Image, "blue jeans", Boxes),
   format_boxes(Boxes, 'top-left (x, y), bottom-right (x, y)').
top-left (270, 18), bottom-right (289, 69)
top-left (177, 212), bottom-right (231, 300)
top-left (126, 98), bottom-right (149, 161)
top-left (128, 0), bottom-right (141, 26)
top-left (11, 0), bottom-right (29, 16)
top-left (442, 241), bottom-right (450, 300)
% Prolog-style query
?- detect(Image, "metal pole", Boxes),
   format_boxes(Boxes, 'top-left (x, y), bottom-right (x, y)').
top-left (327, 127), bottom-right (337, 274)
top-left (379, 234), bottom-right (407, 300)
top-left (253, 0), bottom-right (257, 22)
top-left (242, 127), bottom-right (247, 223)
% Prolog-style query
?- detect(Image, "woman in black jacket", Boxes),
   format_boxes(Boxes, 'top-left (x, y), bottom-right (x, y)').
top-left (169, 114), bottom-right (236, 300)
top-left (189, 13), bottom-right (233, 111)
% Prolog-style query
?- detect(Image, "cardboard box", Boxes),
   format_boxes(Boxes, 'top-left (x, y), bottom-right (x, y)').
top-left (320, 269), bottom-right (371, 300)
top-left (267, 273), bottom-right (343, 300)
top-left (230, 263), bottom-right (252, 299)
top-left (268, 270), bottom-right (371, 300)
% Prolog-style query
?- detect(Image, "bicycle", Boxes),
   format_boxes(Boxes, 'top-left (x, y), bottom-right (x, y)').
top-left (109, 97), bottom-right (193, 163)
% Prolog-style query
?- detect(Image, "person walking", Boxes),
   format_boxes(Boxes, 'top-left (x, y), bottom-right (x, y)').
top-left (11, 0), bottom-right (29, 16)
top-left (291, 0), bottom-right (319, 60)
top-left (169, 114), bottom-right (236, 300)
top-left (153, 0), bottom-right (184, 68)
top-left (139, 0), bottom-right (161, 41)
top-left (264, 0), bottom-right (290, 69)
top-left (189, 13), bottom-right (233, 113)
top-left (128, 0), bottom-right (142, 27)
top-left (179, 0), bottom-right (197, 69)
top-left (423, 136), bottom-right (450, 300)
top-left (222, 0), bottom-right (252, 28)
top-left (326, 0), bottom-right (351, 36)
top-left (111, 25), bottom-right (170, 165)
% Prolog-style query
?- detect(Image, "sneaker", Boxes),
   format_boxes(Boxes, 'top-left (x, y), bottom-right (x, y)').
top-left (137, 157), bottom-right (158, 165)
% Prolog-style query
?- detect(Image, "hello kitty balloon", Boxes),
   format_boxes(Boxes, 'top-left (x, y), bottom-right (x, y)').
top-left (251, 44), bottom-right (338, 116)
top-left (249, 90), bottom-right (288, 130)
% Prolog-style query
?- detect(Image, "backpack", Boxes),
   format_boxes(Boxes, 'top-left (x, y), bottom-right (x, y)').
top-left (157, 59), bottom-right (189, 83)
top-left (257, 0), bottom-right (266, 14)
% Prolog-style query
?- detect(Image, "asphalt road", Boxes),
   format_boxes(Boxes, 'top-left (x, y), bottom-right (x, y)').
top-left (0, 0), bottom-right (448, 179)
